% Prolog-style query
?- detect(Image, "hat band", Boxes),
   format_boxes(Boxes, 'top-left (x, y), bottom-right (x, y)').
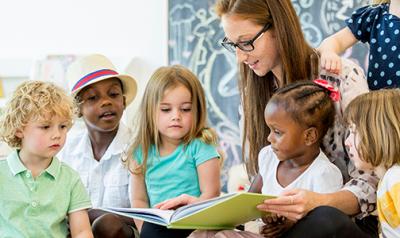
top-left (72, 69), bottom-right (118, 92)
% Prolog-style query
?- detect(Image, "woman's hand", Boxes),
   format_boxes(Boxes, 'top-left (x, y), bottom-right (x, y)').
top-left (154, 194), bottom-right (197, 210)
top-left (257, 189), bottom-right (323, 221)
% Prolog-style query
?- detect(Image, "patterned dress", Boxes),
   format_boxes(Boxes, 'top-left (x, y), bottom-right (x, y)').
top-left (347, 3), bottom-right (400, 90)
top-left (321, 58), bottom-right (378, 219)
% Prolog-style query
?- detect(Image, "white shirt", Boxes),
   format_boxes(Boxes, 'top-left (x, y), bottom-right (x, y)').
top-left (58, 123), bottom-right (132, 208)
top-left (258, 146), bottom-right (343, 195)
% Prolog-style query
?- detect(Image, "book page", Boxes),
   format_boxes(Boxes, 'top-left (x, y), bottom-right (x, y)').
top-left (105, 207), bottom-right (174, 222)
top-left (171, 193), bottom-right (236, 221)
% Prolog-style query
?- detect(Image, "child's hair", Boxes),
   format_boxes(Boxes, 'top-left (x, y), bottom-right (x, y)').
top-left (267, 81), bottom-right (336, 143)
top-left (0, 81), bottom-right (76, 148)
top-left (371, 0), bottom-right (389, 5)
top-left (344, 89), bottom-right (400, 169)
top-left (123, 65), bottom-right (218, 173)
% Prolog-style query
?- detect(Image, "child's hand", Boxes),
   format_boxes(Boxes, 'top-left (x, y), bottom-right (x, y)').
top-left (260, 214), bottom-right (294, 238)
top-left (261, 213), bottom-right (282, 224)
top-left (319, 51), bottom-right (342, 74)
top-left (154, 194), bottom-right (197, 210)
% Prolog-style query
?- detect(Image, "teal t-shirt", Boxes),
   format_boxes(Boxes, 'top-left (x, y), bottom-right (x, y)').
top-left (0, 150), bottom-right (92, 238)
top-left (134, 138), bottom-right (220, 207)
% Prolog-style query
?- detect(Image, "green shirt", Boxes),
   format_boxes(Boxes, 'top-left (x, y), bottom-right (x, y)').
top-left (0, 150), bottom-right (91, 238)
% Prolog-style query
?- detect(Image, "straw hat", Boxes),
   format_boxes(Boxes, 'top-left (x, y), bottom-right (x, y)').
top-left (66, 54), bottom-right (137, 105)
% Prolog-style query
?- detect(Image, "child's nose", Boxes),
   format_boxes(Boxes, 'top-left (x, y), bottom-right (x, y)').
top-left (267, 132), bottom-right (273, 143)
top-left (172, 110), bottom-right (181, 121)
top-left (100, 97), bottom-right (113, 106)
top-left (52, 128), bottom-right (62, 139)
top-left (344, 137), bottom-right (352, 148)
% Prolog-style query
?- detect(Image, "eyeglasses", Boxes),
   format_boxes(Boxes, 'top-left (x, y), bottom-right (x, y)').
top-left (221, 23), bottom-right (272, 53)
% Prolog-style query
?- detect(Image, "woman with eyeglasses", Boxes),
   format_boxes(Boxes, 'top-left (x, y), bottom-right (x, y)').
top-left (189, 0), bottom-right (379, 237)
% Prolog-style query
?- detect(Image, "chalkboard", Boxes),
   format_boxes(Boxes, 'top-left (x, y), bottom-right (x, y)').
top-left (168, 0), bottom-right (370, 190)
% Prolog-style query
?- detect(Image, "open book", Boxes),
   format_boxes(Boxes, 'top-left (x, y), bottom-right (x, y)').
top-left (100, 192), bottom-right (275, 230)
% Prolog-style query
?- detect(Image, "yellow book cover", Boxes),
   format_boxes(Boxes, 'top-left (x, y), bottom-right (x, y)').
top-left (0, 79), bottom-right (3, 97)
top-left (100, 192), bottom-right (275, 230)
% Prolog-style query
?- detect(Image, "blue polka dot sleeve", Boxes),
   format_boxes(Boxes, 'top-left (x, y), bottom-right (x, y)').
top-left (346, 5), bottom-right (382, 43)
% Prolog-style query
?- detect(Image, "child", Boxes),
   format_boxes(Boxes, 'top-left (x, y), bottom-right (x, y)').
top-left (58, 54), bottom-right (138, 237)
top-left (0, 81), bottom-right (92, 237)
top-left (124, 65), bottom-right (221, 238)
top-left (318, 0), bottom-right (399, 90)
top-left (189, 80), bottom-right (343, 238)
top-left (344, 89), bottom-right (400, 237)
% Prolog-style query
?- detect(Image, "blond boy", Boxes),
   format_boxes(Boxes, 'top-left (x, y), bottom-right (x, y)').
top-left (0, 81), bottom-right (92, 237)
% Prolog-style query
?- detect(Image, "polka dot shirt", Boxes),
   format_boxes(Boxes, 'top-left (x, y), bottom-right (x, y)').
top-left (347, 3), bottom-right (400, 90)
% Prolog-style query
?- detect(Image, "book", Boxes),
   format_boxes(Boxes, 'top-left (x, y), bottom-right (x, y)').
top-left (0, 79), bottom-right (3, 98)
top-left (99, 192), bottom-right (275, 230)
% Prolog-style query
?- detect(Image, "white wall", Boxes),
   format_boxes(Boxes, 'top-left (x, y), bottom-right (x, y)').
top-left (0, 0), bottom-right (169, 126)
top-left (0, 0), bottom-right (168, 66)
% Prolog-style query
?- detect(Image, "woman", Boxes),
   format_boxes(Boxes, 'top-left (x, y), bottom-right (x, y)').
top-left (192, 0), bottom-right (378, 237)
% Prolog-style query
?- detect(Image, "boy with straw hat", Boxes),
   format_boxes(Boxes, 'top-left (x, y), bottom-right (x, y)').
top-left (59, 54), bottom-right (138, 237)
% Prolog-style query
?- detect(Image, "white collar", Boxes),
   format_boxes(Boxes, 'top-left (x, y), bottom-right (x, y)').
top-left (68, 123), bottom-right (132, 161)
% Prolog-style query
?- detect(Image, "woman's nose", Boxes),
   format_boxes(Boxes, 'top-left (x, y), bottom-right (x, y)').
top-left (236, 48), bottom-right (248, 63)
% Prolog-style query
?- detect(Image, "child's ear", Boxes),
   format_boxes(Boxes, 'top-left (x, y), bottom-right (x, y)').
top-left (304, 127), bottom-right (318, 146)
top-left (15, 128), bottom-right (24, 139)
top-left (78, 104), bottom-right (83, 118)
top-left (123, 96), bottom-right (126, 109)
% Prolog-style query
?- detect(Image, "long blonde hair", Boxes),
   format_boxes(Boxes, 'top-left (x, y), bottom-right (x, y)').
top-left (214, 0), bottom-right (319, 176)
top-left (344, 89), bottom-right (400, 169)
top-left (123, 65), bottom-right (218, 173)
top-left (371, 0), bottom-right (390, 5)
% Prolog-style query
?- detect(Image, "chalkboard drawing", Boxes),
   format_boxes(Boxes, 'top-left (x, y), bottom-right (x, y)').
top-left (169, 3), bottom-right (197, 65)
top-left (168, 0), bottom-right (370, 190)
